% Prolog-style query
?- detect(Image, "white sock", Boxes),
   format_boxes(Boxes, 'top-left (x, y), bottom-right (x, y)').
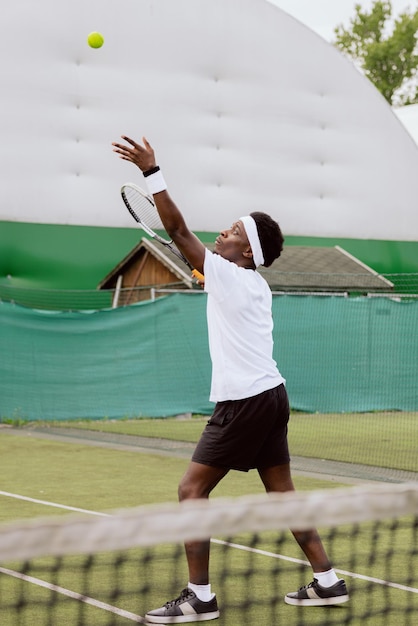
top-left (188, 582), bottom-right (214, 602)
top-left (314, 569), bottom-right (339, 588)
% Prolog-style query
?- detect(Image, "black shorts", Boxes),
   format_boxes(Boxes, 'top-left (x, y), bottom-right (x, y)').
top-left (192, 384), bottom-right (290, 472)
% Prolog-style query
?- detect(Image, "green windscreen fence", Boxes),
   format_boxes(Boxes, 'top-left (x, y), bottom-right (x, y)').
top-left (0, 293), bottom-right (417, 421)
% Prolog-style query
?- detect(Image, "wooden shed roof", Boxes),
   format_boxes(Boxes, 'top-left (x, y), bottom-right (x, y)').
top-left (258, 245), bottom-right (394, 292)
top-left (98, 238), bottom-right (196, 290)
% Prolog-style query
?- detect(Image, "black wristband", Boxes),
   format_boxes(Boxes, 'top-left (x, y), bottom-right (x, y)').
top-left (143, 166), bottom-right (160, 177)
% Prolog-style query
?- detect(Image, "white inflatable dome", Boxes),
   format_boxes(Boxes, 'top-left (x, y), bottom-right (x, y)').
top-left (1, 0), bottom-right (418, 241)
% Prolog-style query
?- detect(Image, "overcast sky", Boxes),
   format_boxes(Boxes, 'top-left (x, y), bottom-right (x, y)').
top-left (268, 0), bottom-right (417, 41)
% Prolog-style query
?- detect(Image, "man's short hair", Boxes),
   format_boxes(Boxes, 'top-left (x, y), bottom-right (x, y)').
top-left (251, 211), bottom-right (284, 267)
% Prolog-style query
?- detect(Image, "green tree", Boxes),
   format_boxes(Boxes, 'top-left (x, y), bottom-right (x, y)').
top-left (334, 1), bottom-right (418, 106)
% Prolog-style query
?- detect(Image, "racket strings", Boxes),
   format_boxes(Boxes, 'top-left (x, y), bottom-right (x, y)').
top-left (123, 188), bottom-right (167, 237)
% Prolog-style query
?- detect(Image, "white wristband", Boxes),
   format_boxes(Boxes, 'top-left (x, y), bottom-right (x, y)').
top-left (145, 169), bottom-right (167, 195)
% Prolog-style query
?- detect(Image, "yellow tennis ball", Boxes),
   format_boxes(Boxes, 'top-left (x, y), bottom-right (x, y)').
top-left (87, 32), bottom-right (104, 49)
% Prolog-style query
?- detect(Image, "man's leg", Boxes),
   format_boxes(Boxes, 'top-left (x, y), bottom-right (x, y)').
top-left (145, 462), bottom-right (227, 623)
top-left (258, 463), bottom-right (349, 606)
top-left (258, 463), bottom-right (331, 570)
top-left (179, 461), bottom-right (229, 584)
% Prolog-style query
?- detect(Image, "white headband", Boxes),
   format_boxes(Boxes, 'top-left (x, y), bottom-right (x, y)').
top-left (239, 215), bottom-right (265, 267)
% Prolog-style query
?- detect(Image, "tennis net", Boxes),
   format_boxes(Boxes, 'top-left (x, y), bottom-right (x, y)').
top-left (0, 483), bottom-right (417, 625)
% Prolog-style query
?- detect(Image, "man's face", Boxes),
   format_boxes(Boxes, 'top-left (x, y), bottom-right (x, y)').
top-left (214, 221), bottom-right (252, 265)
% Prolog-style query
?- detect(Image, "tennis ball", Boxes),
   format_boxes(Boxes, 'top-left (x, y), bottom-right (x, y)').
top-left (87, 32), bottom-right (104, 49)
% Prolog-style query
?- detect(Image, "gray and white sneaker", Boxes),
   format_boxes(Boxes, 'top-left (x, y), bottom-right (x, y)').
top-left (285, 578), bottom-right (349, 606)
top-left (145, 587), bottom-right (220, 623)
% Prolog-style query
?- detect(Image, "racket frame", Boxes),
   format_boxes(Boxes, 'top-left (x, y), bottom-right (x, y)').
top-left (120, 183), bottom-right (204, 281)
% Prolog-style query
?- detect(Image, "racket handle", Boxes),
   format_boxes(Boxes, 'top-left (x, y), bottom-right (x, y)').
top-left (192, 269), bottom-right (205, 282)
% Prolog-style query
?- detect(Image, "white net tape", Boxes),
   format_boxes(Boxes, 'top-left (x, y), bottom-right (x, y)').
top-left (1, 482), bottom-right (417, 563)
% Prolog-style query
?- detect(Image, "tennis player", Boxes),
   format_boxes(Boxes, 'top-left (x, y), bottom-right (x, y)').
top-left (112, 136), bottom-right (349, 623)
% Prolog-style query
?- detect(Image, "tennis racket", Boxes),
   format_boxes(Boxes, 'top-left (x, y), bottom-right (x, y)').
top-left (120, 183), bottom-right (204, 282)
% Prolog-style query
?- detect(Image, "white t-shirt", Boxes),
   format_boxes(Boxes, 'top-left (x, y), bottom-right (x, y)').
top-left (204, 249), bottom-right (284, 402)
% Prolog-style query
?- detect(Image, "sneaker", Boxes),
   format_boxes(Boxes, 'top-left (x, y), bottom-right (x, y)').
top-left (145, 587), bottom-right (220, 623)
top-left (284, 578), bottom-right (349, 606)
